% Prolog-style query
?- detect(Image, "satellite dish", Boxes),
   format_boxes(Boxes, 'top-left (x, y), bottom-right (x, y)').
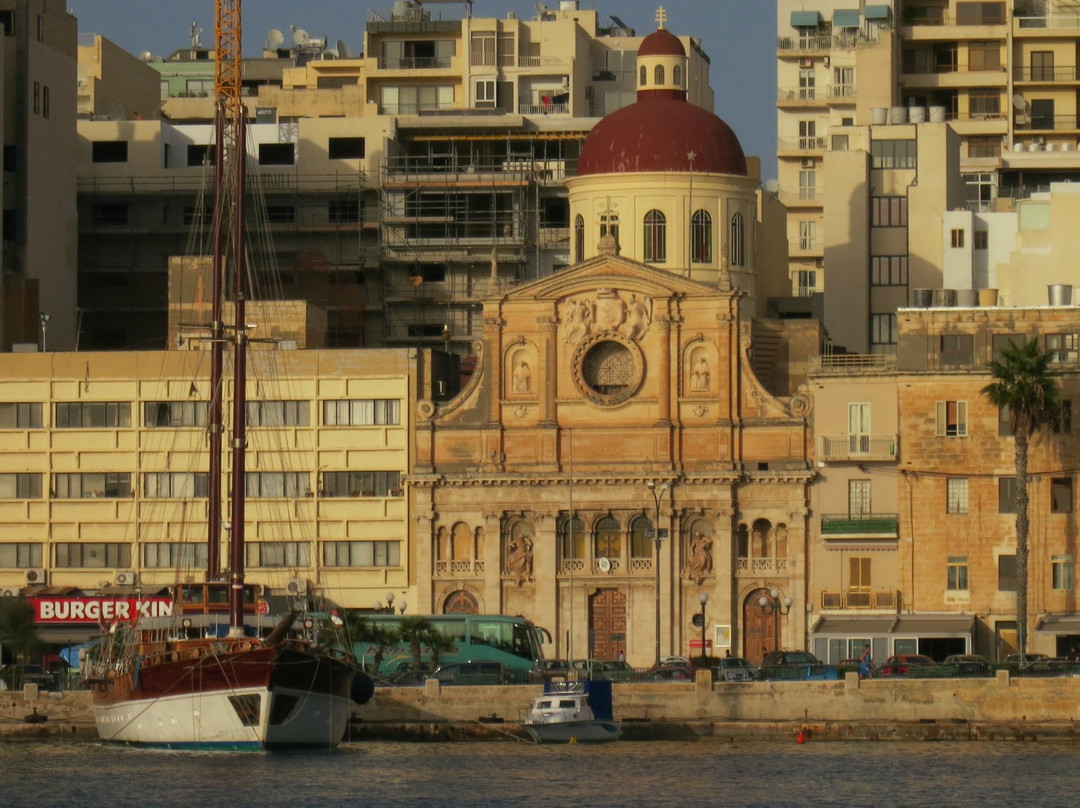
top-left (291, 26), bottom-right (310, 47)
top-left (266, 28), bottom-right (284, 50)
top-left (1012, 94), bottom-right (1027, 111)
top-left (764, 179), bottom-right (780, 195)
top-left (337, 39), bottom-right (354, 59)
top-left (597, 557), bottom-right (611, 573)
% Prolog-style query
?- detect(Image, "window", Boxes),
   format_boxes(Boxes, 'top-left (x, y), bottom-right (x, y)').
top-left (187, 144), bottom-right (213, 166)
top-left (1053, 555), bottom-right (1074, 590)
top-left (0, 543), bottom-right (42, 568)
top-left (245, 472), bottom-right (309, 498)
top-left (1052, 477), bottom-right (1073, 513)
top-left (799, 68), bottom-right (815, 100)
top-left (832, 134), bottom-right (850, 151)
top-left (871, 139), bottom-right (917, 168)
top-left (329, 199), bottom-right (361, 223)
top-left (968, 138), bottom-right (1000, 159)
top-left (144, 472), bottom-right (208, 498)
top-left (93, 203), bottom-right (128, 226)
top-left (259, 143), bottom-right (295, 166)
top-left (639, 65), bottom-right (647, 86)
top-left (42, 86), bottom-right (49, 120)
top-left (246, 542), bottom-right (311, 568)
top-left (379, 84), bottom-right (454, 114)
top-left (574, 214), bottom-right (584, 263)
top-left (956, 2), bottom-right (1006, 26)
top-left (947, 556), bottom-right (969, 590)
top-left (594, 515), bottom-right (621, 560)
top-left (673, 65), bottom-right (682, 86)
top-left (940, 334), bottom-right (974, 366)
top-left (323, 541), bottom-right (401, 567)
top-left (795, 270), bottom-right (817, 296)
top-left (55, 402), bottom-right (131, 428)
top-left (691, 210), bottom-right (712, 263)
top-left (560, 515), bottom-right (585, 561)
top-left (32, 82), bottom-right (39, 115)
top-left (92, 141), bottom-right (128, 163)
top-left (969, 88), bottom-right (1000, 118)
top-left (246, 401), bottom-right (309, 427)
top-left (0, 474), bottom-right (42, 499)
top-left (471, 32), bottom-right (495, 66)
top-left (1054, 401), bottom-right (1072, 434)
top-left (54, 543), bottom-right (131, 569)
top-left (936, 401), bottom-right (968, 436)
top-left (474, 78), bottom-right (496, 107)
top-left (947, 478), bottom-right (969, 514)
top-left (730, 212), bottom-right (745, 266)
top-left (799, 169), bottom-right (816, 201)
top-left (871, 313), bottom-right (898, 347)
top-left (849, 479), bottom-right (871, 516)
top-left (266, 206), bottom-right (295, 224)
top-left (328, 137), bottom-right (365, 159)
top-left (797, 219), bottom-right (815, 251)
top-left (654, 65), bottom-right (665, 85)
top-left (143, 543), bottom-right (207, 569)
top-left (849, 557), bottom-right (871, 591)
top-left (993, 334), bottom-right (1022, 361)
top-left (144, 401), bottom-right (207, 428)
top-left (0, 403), bottom-right (42, 428)
top-left (998, 404), bottom-right (1012, 437)
top-left (998, 477), bottom-right (1017, 514)
top-left (0, 11), bottom-right (13, 36)
top-left (1031, 51), bottom-right (1054, 82)
top-left (951, 229), bottom-right (965, 248)
top-left (643, 209), bottom-right (666, 263)
top-left (974, 230), bottom-right (988, 250)
top-left (871, 197), bottom-right (908, 227)
top-left (321, 471), bottom-right (402, 497)
top-left (1047, 333), bottom-right (1078, 364)
top-left (185, 78), bottom-right (213, 96)
top-left (323, 399), bottom-right (401, 426)
top-left (871, 256), bottom-right (908, 285)
top-left (1030, 98), bottom-right (1055, 130)
top-left (998, 555), bottom-right (1017, 592)
top-left (630, 516), bottom-right (652, 558)
top-left (53, 473), bottom-right (132, 499)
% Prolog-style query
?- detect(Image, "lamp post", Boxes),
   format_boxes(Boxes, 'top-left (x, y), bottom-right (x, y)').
top-left (38, 313), bottom-right (50, 352)
top-left (646, 479), bottom-right (669, 667)
top-left (757, 587), bottom-right (794, 653)
top-left (398, 600), bottom-right (407, 615)
top-left (385, 592), bottom-right (395, 613)
top-left (698, 592), bottom-right (709, 664)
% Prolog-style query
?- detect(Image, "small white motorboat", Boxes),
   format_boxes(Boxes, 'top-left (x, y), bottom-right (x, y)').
top-left (524, 680), bottom-right (621, 743)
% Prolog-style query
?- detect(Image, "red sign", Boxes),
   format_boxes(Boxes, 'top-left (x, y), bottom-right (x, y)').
top-left (689, 639), bottom-right (713, 652)
top-left (29, 597), bottom-right (173, 624)
top-left (256, 598), bottom-right (270, 615)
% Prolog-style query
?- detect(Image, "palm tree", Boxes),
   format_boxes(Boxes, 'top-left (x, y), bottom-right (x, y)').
top-left (397, 616), bottom-right (433, 672)
top-left (982, 337), bottom-right (1060, 659)
top-left (419, 626), bottom-right (455, 670)
top-left (0, 597), bottom-right (42, 664)
top-left (346, 614), bottom-right (400, 675)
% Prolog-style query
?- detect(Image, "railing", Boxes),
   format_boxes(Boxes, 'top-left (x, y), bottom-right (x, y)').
top-left (1016, 14), bottom-right (1080, 30)
top-left (777, 187), bottom-right (819, 206)
top-left (811, 353), bottom-right (896, 371)
top-left (518, 102), bottom-right (569, 115)
top-left (777, 88), bottom-right (824, 103)
top-left (777, 137), bottom-right (827, 153)
top-left (776, 34), bottom-right (865, 52)
top-left (829, 84), bottom-right (856, 100)
top-left (434, 559), bottom-right (485, 576)
top-left (903, 13), bottom-right (1007, 27)
top-left (1016, 115), bottom-right (1080, 131)
top-left (820, 513), bottom-right (900, 536)
top-left (78, 172), bottom-right (368, 195)
top-left (518, 55), bottom-right (541, 67)
top-left (538, 226), bottom-right (569, 246)
top-left (819, 590), bottom-right (901, 610)
top-left (1014, 66), bottom-right (1079, 82)
top-left (377, 57), bottom-right (453, 70)
top-left (817, 434), bottom-right (898, 462)
top-left (788, 237), bottom-right (822, 254)
top-left (736, 557), bottom-right (789, 574)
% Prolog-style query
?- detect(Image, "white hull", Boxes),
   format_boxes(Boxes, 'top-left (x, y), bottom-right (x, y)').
top-left (93, 684), bottom-right (351, 750)
top-left (524, 720), bottom-right (622, 744)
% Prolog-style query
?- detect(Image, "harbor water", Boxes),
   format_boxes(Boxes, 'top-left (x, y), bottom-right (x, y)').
top-left (0, 739), bottom-right (1076, 807)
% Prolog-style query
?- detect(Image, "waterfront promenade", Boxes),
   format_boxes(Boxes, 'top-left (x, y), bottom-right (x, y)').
top-left (5, 671), bottom-right (1080, 743)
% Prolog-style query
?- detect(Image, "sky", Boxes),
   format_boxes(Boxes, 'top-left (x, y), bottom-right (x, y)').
top-left (69, 0), bottom-right (777, 180)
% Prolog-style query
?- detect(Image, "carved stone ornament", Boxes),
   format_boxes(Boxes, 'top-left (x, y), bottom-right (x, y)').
top-left (692, 404), bottom-right (709, 417)
top-left (562, 291), bottom-right (652, 346)
top-left (505, 533), bottom-right (534, 585)
top-left (684, 531), bottom-right (714, 585)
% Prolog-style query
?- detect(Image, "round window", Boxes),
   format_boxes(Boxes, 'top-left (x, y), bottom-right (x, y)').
top-left (573, 337), bottom-right (644, 406)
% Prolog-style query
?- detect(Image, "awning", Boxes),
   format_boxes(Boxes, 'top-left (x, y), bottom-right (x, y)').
top-left (812, 613), bottom-right (975, 637)
top-left (833, 9), bottom-right (861, 28)
top-left (1035, 614), bottom-right (1080, 634)
top-left (864, 5), bottom-right (892, 21)
top-left (790, 10), bottom-right (823, 27)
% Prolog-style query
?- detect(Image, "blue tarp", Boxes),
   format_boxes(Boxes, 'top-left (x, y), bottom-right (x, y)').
top-left (59, 641), bottom-right (97, 671)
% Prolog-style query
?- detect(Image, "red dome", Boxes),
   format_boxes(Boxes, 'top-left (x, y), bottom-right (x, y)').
top-left (638, 28), bottom-right (686, 57)
top-left (577, 98), bottom-right (747, 177)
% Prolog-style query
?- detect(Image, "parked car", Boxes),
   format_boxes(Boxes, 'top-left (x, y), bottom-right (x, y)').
top-left (876, 654), bottom-right (938, 677)
top-left (942, 654), bottom-right (992, 678)
top-left (0, 665), bottom-right (55, 691)
top-left (570, 659), bottom-right (635, 681)
top-left (640, 664), bottom-right (692, 682)
top-left (759, 650), bottom-right (839, 681)
top-left (1003, 653), bottom-right (1049, 665)
top-left (660, 656), bottom-right (692, 669)
top-left (712, 656), bottom-right (756, 682)
top-left (428, 661), bottom-right (516, 685)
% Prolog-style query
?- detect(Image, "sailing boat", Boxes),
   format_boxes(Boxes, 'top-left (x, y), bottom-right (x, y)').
top-left (86, 3), bottom-right (371, 750)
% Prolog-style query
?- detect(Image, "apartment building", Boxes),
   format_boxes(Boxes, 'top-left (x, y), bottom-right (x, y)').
top-left (0, 0), bottom-right (77, 351)
top-left (75, 2), bottom-right (718, 353)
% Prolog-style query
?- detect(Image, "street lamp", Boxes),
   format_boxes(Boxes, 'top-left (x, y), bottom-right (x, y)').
top-left (757, 587), bottom-right (794, 653)
top-left (698, 592), bottom-right (709, 664)
top-left (646, 479), bottom-right (669, 667)
top-left (38, 313), bottom-right (50, 352)
top-left (386, 592), bottom-right (395, 613)
top-left (398, 600), bottom-right (407, 615)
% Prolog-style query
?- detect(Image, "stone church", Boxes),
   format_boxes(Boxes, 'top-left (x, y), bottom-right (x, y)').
top-left (408, 22), bottom-right (815, 665)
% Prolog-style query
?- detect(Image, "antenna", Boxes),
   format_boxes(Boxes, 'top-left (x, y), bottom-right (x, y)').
top-left (266, 28), bottom-right (285, 51)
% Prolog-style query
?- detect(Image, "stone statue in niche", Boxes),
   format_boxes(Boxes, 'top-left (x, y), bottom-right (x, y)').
top-left (512, 359), bottom-right (532, 394)
top-left (620, 293), bottom-right (652, 341)
top-left (684, 530), bottom-right (713, 584)
top-left (505, 533), bottom-right (534, 584)
top-left (690, 355), bottom-right (711, 392)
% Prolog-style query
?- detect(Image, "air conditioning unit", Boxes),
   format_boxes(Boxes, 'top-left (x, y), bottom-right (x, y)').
top-left (115, 571), bottom-right (138, 586)
top-left (25, 568), bottom-right (47, 585)
top-left (823, 56), bottom-right (830, 68)
top-left (0, 588), bottom-right (18, 597)
top-left (799, 57), bottom-right (813, 68)
top-left (285, 578), bottom-right (309, 596)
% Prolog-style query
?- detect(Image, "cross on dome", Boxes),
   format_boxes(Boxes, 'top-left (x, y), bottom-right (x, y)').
top-left (655, 6), bottom-right (668, 29)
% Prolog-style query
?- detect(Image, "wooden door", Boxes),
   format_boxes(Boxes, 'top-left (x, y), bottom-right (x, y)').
top-left (588, 588), bottom-right (626, 660)
top-left (743, 588), bottom-right (777, 663)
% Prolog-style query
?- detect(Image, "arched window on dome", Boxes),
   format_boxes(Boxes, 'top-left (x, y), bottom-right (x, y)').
top-left (691, 210), bottom-right (712, 263)
top-left (654, 65), bottom-right (665, 85)
top-left (730, 212), bottom-right (745, 268)
top-left (643, 210), bottom-right (666, 263)
top-left (574, 214), bottom-right (585, 263)
top-left (673, 65), bottom-right (683, 87)
top-left (640, 65), bottom-right (647, 86)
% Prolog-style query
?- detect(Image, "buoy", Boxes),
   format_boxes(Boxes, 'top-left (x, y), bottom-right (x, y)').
top-left (796, 729), bottom-right (806, 744)
top-left (569, 736), bottom-right (578, 745)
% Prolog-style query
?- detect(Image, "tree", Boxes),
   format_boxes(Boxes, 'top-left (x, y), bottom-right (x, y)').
top-left (419, 626), bottom-right (455, 670)
top-left (346, 614), bottom-right (400, 674)
top-left (397, 616), bottom-right (433, 672)
top-left (0, 597), bottom-right (42, 664)
top-left (981, 337), bottom-right (1060, 659)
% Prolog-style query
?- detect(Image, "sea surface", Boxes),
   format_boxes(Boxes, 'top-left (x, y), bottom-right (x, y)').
top-left (0, 739), bottom-right (1074, 807)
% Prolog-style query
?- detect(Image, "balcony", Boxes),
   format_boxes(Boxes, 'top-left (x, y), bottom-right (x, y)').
top-left (736, 557), bottom-right (789, 575)
top-left (377, 57), bottom-right (453, 70)
top-left (777, 187), bottom-right (821, 208)
top-left (435, 559), bottom-right (485, 577)
top-left (777, 137), bottom-right (827, 157)
top-left (1014, 66), bottom-right (1079, 82)
top-left (819, 590), bottom-right (901, 610)
top-left (1015, 14), bottom-right (1080, 32)
top-left (817, 433), bottom-right (897, 462)
top-left (820, 513), bottom-right (900, 537)
top-left (776, 34), bottom-right (865, 53)
top-left (811, 353), bottom-right (897, 372)
top-left (1016, 114), bottom-right (1080, 132)
top-left (777, 88), bottom-right (828, 107)
top-left (518, 102), bottom-right (569, 115)
top-left (788, 237), bottom-right (822, 257)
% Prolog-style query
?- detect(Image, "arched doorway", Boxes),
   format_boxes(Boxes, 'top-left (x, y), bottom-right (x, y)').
top-left (588, 588), bottom-right (626, 660)
top-left (743, 588), bottom-right (777, 663)
top-left (443, 590), bottom-right (479, 615)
